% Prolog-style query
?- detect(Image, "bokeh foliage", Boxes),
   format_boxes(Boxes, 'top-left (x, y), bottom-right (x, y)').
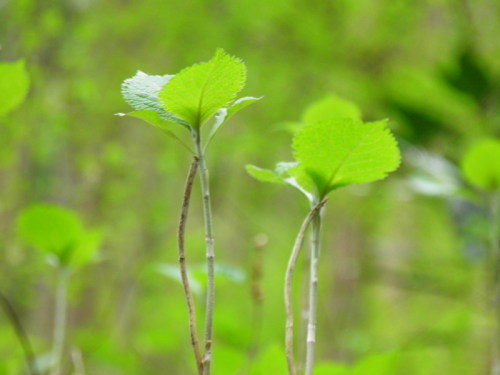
top-left (0, 0), bottom-right (498, 374)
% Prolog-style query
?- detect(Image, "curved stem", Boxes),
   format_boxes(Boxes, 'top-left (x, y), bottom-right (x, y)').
top-left (285, 200), bottom-right (326, 375)
top-left (305, 202), bottom-right (323, 375)
top-left (51, 268), bottom-right (70, 375)
top-left (192, 131), bottom-right (216, 375)
top-left (0, 291), bottom-right (39, 375)
top-left (178, 156), bottom-right (204, 375)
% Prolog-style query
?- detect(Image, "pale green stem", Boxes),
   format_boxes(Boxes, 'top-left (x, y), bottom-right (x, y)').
top-left (285, 200), bottom-right (326, 375)
top-left (490, 192), bottom-right (499, 375)
top-left (51, 267), bottom-right (70, 375)
top-left (305, 203), bottom-right (322, 375)
top-left (193, 130), bottom-right (216, 375)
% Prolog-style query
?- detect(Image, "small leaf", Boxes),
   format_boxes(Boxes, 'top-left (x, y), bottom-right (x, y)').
top-left (191, 262), bottom-right (246, 288)
top-left (18, 204), bottom-right (84, 261)
top-left (245, 165), bottom-right (287, 185)
top-left (17, 204), bottom-right (100, 268)
top-left (204, 97), bottom-right (261, 149)
top-left (121, 71), bottom-right (188, 127)
top-left (159, 48), bottom-right (246, 128)
top-left (226, 96), bottom-right (262, 120)
top-left (303, 94), bottom-right (361, 125)
top-left (246, 163), bottom-right (315, 202)
top-left (204, 108), bottom-right (228, 149)
top-left (69, 230), bottom-right (102, 268)
top-left (118, 110), bottom-right (193, 152)
top-left (461, 138), bottom-right (500, 191)
top-left (293, 118), bottom-right (401, 197)
top-left (0, 60), bottom-right (30, 116)
top-left (156, 263), bottom-right (203, 295)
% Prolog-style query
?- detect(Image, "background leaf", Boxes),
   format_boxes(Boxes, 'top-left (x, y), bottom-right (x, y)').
top-left (461, 138), bottom-right (500, 191)
top-left (159, 49), bottom-right (246, 127)
top-left (303, 94), bottom-right (362, 125)
top-left (0, 60), bottom-right (30, 117)
top-left (17, 204), bottom-right (100, 268)
top-left (293, 119), bottom-right (401, 196)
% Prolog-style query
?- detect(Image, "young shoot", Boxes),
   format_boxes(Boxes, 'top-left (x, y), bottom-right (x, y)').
top-left (247, 95), bottom-right (401, 375)
top-left (17, 203), bottom-right (101, 375)
top-left (119, 48), bottom-right (260, 375)
top-left (461, 138), bottom-right (500, 373)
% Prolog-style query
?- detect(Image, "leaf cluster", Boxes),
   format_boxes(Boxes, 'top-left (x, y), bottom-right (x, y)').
top-left (247, 95), bottom-right (401, 201)
top-left (17, 204), bottom-right (101, 269)
top-left (119, 49), bottom-right (260, 150)
top-left (461, 138), bottom-right (500, 192)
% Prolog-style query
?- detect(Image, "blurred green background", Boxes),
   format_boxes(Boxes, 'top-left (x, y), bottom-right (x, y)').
top-left (0, 0), bottom-right (499, 374)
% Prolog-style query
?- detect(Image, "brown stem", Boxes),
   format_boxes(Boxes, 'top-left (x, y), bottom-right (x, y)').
top-left (178, 156), bottom-right (203, 375)
top-left (284, 199), bottom-right (327, 375)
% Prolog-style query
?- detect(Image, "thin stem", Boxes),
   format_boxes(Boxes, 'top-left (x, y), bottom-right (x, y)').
top-left (285, 200), bottom-right (326, 375)
top-left (71, 348), bottom-right (85, 375)
top-left (192, 130), bottom-right (216, 375)
top-left (0, 291), bottom-right (39, 375)
top-left (51, 268), bottom-right (70, 375)
top-left (178, 156), bottom-right (204, 375)
top-left (489, 192), bottom-right (499, 375)
top-left (305, 201), bottom-right (323, 375)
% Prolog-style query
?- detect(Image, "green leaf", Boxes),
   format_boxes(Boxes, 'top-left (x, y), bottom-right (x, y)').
top-left (461, 138), bottom-right (500, 191)
top-left (246, 163), bottom-right (315, 202)
top-left (70, 229), bottom-right (102, 268)
top-left (159, 48), bottom-right (246, 128)
top-left (226, 96), bottom-right (262, 120)
top-left (245, 164), bottom-right (287, 185)
top-left (293, 118), bottom-right (401, 197)
top-left (204, 108), bottom-right (228, 149)
top-left (303, 94), bottom-right (362, 125)
top-left (17, 204), bottom-right (100, 268)
top-left (205, 97), bottom-right (261, 149)
top-left (0, 60), bottom-right (30, 117)
top-left (121, 71), bottom-right (188, 127)
top-left (116, 110), bottom-right (193, 152)
top-left (18, 204), bottom-right (84, 259)
top-left (156, 263), bottom-right (203, 295)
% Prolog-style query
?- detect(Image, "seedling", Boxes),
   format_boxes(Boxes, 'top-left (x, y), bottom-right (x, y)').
top-left (17, 204), bottom-right (101, 375)
top-left (119, 49), bottom-right (259, 375)
top-left (247, 95), bottom-right (401, 374)
top-left (461, 138), bottom-right (500, 372)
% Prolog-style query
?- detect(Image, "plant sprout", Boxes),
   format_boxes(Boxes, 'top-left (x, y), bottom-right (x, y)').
top-left (247, 95), bottom-right (401, 375)
top-left (461, 138), bottom-right (500, 374)
top-left (17, 203), bottom-right (101, 375)
top-left (119, 48), bottom-right (260, 375)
